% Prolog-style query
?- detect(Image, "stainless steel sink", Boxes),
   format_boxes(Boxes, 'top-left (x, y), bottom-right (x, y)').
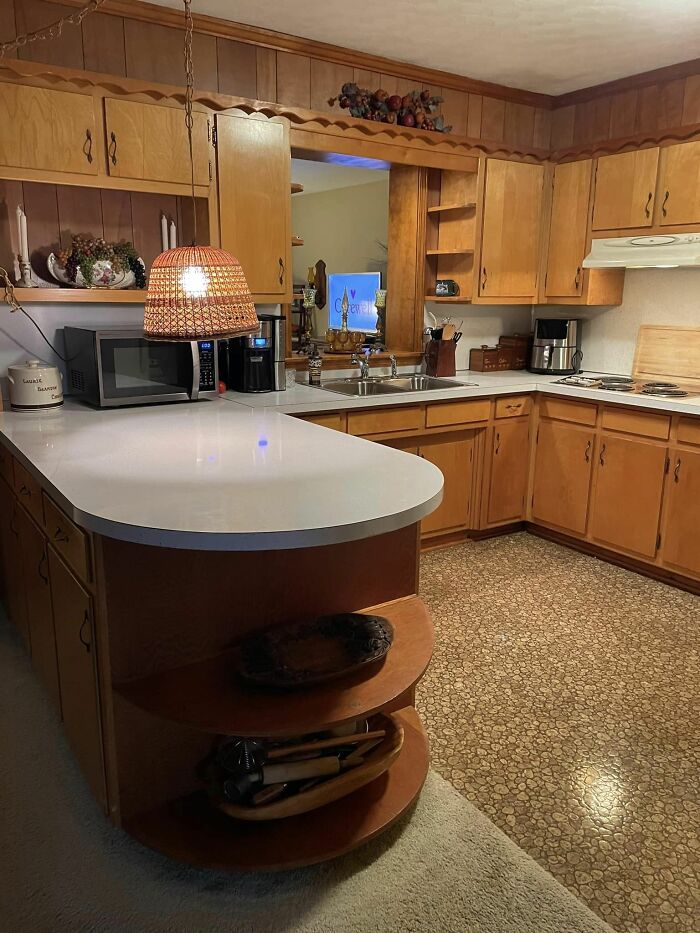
top-left (321, 379), bottom-right (407, 397)
top-left (378, 375), bottom-right (471, 391)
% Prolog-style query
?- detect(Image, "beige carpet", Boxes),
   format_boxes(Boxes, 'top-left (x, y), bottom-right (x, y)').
top-left (0, 617), bottom-right (614, 933)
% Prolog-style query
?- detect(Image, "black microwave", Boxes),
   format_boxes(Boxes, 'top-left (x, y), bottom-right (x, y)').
top-left (64, 326), bottom-right (218, 407)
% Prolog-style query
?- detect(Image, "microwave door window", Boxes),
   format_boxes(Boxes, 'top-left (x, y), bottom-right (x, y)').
top-left (100, 340), bottom-right (192, 399)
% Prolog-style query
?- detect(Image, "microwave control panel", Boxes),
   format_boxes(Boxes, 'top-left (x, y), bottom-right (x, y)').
top-left (198, 342), bottom-right (217, 391)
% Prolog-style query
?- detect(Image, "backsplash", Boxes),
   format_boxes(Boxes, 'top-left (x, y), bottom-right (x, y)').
top-left (426, 303), bottom-right (532, 371)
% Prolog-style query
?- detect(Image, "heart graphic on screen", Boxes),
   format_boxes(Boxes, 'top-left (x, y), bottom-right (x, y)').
top-left (350, 289), bottom-right (356, 299)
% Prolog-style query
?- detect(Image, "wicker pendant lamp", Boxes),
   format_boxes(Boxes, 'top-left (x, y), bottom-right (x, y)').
top-left (144, 0), bottom-right (258, 340)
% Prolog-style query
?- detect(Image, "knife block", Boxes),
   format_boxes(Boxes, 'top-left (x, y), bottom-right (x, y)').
top-left (425, 339), bottom-right (456, 377)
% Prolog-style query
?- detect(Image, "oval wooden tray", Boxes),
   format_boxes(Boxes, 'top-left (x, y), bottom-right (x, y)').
top-left (214, 713), bottom-right (404, 821)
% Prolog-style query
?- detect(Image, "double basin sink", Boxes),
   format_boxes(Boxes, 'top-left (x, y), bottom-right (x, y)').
top-left (319, 375), bottom-right (473, 397)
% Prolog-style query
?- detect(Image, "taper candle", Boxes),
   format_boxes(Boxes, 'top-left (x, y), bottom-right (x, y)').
top-left (160, 213), bottom-right (169, 253)
top-left (169, 221), bottom-right (177, 250)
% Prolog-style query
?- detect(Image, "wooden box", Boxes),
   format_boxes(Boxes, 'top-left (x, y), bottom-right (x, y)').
top-left (499, 334), bottom-right (531, 370)
top-left (469, 345), bottom-right (513, 372)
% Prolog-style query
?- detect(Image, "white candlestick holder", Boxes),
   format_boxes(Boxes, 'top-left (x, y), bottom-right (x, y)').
top-left (18, 258), bottom-right (36, 288)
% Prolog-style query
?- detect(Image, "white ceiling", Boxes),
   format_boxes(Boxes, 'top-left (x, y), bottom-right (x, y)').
top-left (149, 0), bottom-right (700, 95)
top-left (291, 158), bottom-right (389, 195)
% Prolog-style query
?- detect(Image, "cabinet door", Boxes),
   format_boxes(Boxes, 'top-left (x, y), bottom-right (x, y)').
top-left (485, 419), bottom-right (530, 525)
top-left (589, 435), bottom-right (666, 559)
top-left (531, 421), bottom-right (594, 535)
top-left (0, 482), bottom-right (30, 648)
top-left (49, 549), bottom-right (106, 810)
top-left (592, 149), bottom-right (659, 230)
top-left (104, 98), bottom-right (210, 186)
top-left (657, 142), bottom-right (700, 226)
top-left (479, 159), bottom-right (544, 299)
top-left (660, 448), bottom-right (700, 576)
top-left (216, 113), bottom-right (291, 297)
top-left (0, 82), bottom-right (97, 176)
top-left (545, 160), bottom-right (591, 298)
top-left (17, 508), bottom-right (61, 712)
top-left (419, 433), bottom-right (473, 536)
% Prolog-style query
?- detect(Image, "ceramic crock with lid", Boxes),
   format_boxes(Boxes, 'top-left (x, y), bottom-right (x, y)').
top-left (7, 359), bottom-right (64, 411)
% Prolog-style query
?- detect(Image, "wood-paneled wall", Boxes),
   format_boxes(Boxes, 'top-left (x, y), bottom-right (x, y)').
top-left (0, 179), bottom-right (208, 278)
top-left (552, 69), bottom-right (700, 152)
top-left (5, 0), bottom-right (700, 158)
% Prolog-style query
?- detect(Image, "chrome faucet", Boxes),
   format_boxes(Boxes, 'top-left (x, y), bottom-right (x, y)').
top-left (352, 350), bottom-right (371, 380)
top-left (389, 355), bottom-right (398, 379)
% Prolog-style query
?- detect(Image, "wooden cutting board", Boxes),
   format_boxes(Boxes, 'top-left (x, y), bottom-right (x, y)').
top-left (632, 325), bottom-right (700, 389)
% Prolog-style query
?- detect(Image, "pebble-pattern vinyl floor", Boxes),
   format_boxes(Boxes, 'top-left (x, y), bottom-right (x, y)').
top-left (416, 533), bottom-right (699, 933)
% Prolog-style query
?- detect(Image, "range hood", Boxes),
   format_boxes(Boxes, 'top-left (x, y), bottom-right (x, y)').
top-left (582, 234), bottom-right (700, 269)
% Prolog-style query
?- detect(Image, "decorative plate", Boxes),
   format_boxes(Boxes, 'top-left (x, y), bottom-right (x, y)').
top-left (47, 252), bottom-right (144, 289)
top-left (236, 613), bottom-right (394, 688)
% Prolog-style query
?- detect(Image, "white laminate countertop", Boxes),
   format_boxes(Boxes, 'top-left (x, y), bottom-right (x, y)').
top-left (0, 399), bottom-right (443, 551)
top-left (224, 371), bottom-right (700, 418)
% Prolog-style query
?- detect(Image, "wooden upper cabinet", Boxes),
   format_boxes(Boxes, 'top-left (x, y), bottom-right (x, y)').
top-left (657, 142), bottom-right (700, 227)
top-left (589, 435), bottom-right (666, 559)
top-left (545, 160), bottom-right (591, 298)
top-left (104, 98), bottom-right (210, 186)
top-left (591, 148), bottom-right (659, 231)
top-left (661, 447), bottom-right (700, 578)
top-left (0, 82), bottom-right (97, 176)
top-left (478, 159), bottom-right (544, 300)
top-left (216, 113), bottom-right (291, 298)
top-left (531, 420), bottom-right (594, 536)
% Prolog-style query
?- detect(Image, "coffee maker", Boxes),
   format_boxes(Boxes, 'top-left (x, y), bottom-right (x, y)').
top-left (529, 319), bottom-right (582, 375)
top-left (220, 314), bottom-right (286, 393)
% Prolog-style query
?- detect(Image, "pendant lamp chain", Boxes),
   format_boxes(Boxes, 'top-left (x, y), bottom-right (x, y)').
top-left (183, 0), bottom-right (198, 246)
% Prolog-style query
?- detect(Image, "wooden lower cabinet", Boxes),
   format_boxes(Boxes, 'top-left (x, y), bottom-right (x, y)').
top-left (484, 419), bottom-right (530, 525)
top-left (589, 435), bottom-right (666, 559)
top-left (660, 448), bottom-right (700, 577)
top-left (418, 433), bottom-right (474, 536)
top-left (17, 507), bottom-right (61, 713)
top-left (531, 420), bottom-right (594, 535)
top-left (49, 548), bottom-right (107, 810)
top-left (0, 479), bottom-right (30, 648)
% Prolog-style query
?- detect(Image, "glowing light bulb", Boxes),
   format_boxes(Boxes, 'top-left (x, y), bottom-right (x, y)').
top-left (180, 265), bottom-right (209, 298)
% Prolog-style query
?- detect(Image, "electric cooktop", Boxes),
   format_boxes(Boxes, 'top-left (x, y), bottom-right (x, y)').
top-left (553, 374), bottom-right (700, 399)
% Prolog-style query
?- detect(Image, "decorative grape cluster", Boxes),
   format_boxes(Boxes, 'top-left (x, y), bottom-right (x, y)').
top-left (57, 235), bottom-right (146, 288)
top-left (328, 83), bottom-right (450, 132)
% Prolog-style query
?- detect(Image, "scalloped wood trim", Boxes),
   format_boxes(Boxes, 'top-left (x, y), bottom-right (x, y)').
top-left (552, 123), bottom-right (700, 162)
top-left (44, 0), bottom-right (553, 108)
top-left (0, 58), bottom-right (551, 165)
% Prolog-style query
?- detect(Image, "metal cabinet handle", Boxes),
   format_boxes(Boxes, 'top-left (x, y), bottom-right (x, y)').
top-left (599, 442), bottom-right (606, 466)
top-left (481, 267), bottom-right (487, 291)
top-left (19, 484), bottom-right (31, 498)
top-left (644, 192), bottom-right (653, 217)
top-left (38, 549), bottom-right (49, 584)
top-left (495, 432), bottom-right (501, 455)
top-left (79, 610), bottom-right (91, 654)
top-left (53, 525), bottom-right (70, 544)
top-left (83, 128), bottom-right (93, 164)
top-left (661, 190), bottom-right (670, 217)
top-left (278, 257), bottom-right (285, 285)
top-left (584, 440), bottom-right (591, 462)
top-left (674, 458), bottom-right (681, 483)
top-left (108, 131), bottom-right (118, 166)
top-left (575, 266), bottom-right (581, 288)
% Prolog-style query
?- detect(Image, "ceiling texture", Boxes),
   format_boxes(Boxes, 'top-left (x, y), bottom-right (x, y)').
top-left (291, 159), bottom-right (388, 195)
top-left (149, 0), bottom-right (700, 95)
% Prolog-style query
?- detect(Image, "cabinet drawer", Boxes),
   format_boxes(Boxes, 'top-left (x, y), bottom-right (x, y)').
top-left (539, 396), bottom-right (597, 426)
top-left (678, 417), bottom-right (700, 446)
top-left (299, 412), bottom-right (346, 432)
top-left (12, 461), bottom-right (43, 524)
top-left (425, 399), bottom-right (490, 428)
top-left (495, 395), bottom-right (532, 419)
top-left (347, 406), bottom-right (423, 436)
top-left (43, 494), bottom-right (90, 582)
top-left (601, 407), bottom-right (670, 440)
top-left (0, 446), bottom-right (13, 486)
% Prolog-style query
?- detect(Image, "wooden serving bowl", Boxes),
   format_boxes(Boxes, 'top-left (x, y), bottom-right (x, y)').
top-left (214, 712), bottom-right (404, 821)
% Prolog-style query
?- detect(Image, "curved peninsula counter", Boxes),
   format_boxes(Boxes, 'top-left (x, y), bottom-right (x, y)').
top-left (0, 399), bottom-right (443, 870)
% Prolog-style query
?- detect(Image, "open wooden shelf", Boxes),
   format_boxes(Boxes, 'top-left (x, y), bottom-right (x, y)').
top-left (291, 182), bottom-right (304, 194)
top-left (425, 248), bottom-right (474, 256)
top-left (427, 202), bottom-right (476, 213)
top-left (424, 295), bottom-right (471, 303)
top-left (123, 707), bottom-right (428, 871)
top-left (115, 596), bottom-right (433, 737)
top-left (13, 288), bottom-right (147, 304)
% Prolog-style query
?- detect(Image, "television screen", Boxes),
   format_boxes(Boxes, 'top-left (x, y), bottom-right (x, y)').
top-left (327, 272), bottom-right (381, 333)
